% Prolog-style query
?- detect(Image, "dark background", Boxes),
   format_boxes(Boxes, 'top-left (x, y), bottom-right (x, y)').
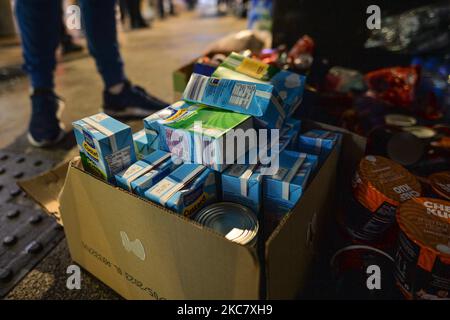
top-left (272, 0), bottom-right (440, 71)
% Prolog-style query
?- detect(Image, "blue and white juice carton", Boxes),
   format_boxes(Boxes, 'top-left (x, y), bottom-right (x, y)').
top-left (280, 118), bottom-right (301, 151)
top-left (143, 101), bottom-right (254, 172)
top-left (214, 52), bottom-right (306, 118)
top-left (222, 164), bottom-right (262, 214)
top-left (182, 73), bottom-right (286, 129)
top-left (145, 163), bottom-right (217, 217)
top-left (263, 150), bottom-right (318, 232)
top-left (263, 150), bottom-right (318, 210)
top-left (115, 150), bottom-right (180, 197)
top-left (298, 130), bottom-right (341, 163)
top-left (72, 113), bottom-right (136, 183)
top-left (133, 129), bottom-right (153, 160)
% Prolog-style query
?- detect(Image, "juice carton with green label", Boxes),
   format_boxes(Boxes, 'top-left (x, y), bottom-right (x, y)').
top-left (73, 113), bottom-right (136, 183)
top-left (143, 101), bottom-right (255, 172)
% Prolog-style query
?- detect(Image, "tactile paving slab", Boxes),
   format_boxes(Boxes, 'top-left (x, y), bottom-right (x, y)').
top-left (0, 150), bottom-right (65, 297)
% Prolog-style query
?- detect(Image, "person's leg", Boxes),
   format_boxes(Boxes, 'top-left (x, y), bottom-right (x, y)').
top-left (119, 0), bottom-right (129, 24)
top-left (79, 0), bottom-right (168, 117)
top-left (169, 0), bottom-right (175, 15)
top-left (15, 0), bottom-right (65, 146)
top-left (128, 0), bottom-right (148, 28)
top-left (158, 0), bottom-right (165, 18)
top-left (78, 0), bottom-right (126, 88)
top-left (15, 0), bottom-right (60, 90)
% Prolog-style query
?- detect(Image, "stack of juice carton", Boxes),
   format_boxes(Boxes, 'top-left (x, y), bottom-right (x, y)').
top-left (72, 52), bottom-right (342, 237)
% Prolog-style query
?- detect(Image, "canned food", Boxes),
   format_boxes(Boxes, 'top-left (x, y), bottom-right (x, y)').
top-left (402, 126), bottom-right (437, 140)
top-left (366, 126), bottom-right (425, 166)
top-left (384, 114), bottom-right (417, 127)
top-left (330, 245), bottom-right (399, 299)
top-left (395, 197), bottom-right (450, 300)
top-left (193, 202), bottom-right (259, 246)
top-left (429, 171), bottom-right (450, 201)
top-left (344, 156), bottom-right (421, 244)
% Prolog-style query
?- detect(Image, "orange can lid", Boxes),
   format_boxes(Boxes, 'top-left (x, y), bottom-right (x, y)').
top-left (397, 197), bottom-right (450, 259)
top-left (355, 156), bottom-right (421, 206)
top-left (429, 171), bottom-right (450, 201)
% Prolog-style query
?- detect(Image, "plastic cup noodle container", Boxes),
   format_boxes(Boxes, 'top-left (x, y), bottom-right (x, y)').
top-left (429, 171), bottom-right (450, 201)
top-left (402, 126), bottom-right (437, 139)
top-left (384, 114), bottom-right (417, 127)
top-left (346, 155), bottom-right (421, 243)
top-left (193, 202), bottom-right (259, 246)
top-left (395, 198), bottom-right (450, 300)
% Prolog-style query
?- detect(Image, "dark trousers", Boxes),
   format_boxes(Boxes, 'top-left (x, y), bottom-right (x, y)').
top-left (15, 0), bottom-right (126, 89)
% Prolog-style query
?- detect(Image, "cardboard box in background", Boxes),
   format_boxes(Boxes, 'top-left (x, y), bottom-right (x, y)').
top-left (19, 121), bottom-right (366, 300)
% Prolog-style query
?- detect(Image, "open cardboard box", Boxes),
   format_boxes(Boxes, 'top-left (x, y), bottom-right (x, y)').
top-left (19, 121), bottom-right (366, 300)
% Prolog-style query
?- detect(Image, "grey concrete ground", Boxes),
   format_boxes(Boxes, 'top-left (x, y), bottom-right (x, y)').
top-left (0, 10), bottom-right (246, 299)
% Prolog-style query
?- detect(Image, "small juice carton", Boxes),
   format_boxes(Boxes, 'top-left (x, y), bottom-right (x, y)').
top-left (115, 150), bottom-right (180, 197)
top-left (263, 150), bottom-right (318, 232)
top-left (143, 101), bottom-right (254, 172)
top-left (222, 164), bottom-right (262, 214)
top-left (183, 73), bottom-right (286, 129)
top-left (145, 163), bottom-right (217, 217)
top-left (298, 130), bottom-right (341, 163)
top-left (133, 129), bottom-right (153, 160)
top-left (72, 113), bottom-right (136, 183)
top-left (214, 52), bottom-right (306, 117)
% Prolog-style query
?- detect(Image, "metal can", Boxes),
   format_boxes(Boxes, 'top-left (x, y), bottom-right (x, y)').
top-left (429, 171), bottom-right (450, 201)
top-left (402, 126), bottom-right (437, 140)
top-left (395, 197), bottom-right (450, 300)
top-left (366, 126), bottom-right (425, 166)
top-left (384, 114), bottom-right (417, 127)
top-left (330, 245), bottom-right (399, 299)
top-left (193, 202), bottom-right (259, 246)
top-left (343, 155), bottom-right (421, 245)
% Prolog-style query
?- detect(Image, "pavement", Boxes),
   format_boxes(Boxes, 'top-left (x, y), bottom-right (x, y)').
top-left (0, 9), bottom-right (246, 300)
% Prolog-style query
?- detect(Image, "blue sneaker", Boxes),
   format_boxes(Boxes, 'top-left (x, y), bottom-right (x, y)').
top-left (103, 80), bottom-right (169, 118)
top-left (27, 89), bottom-right (65, 148)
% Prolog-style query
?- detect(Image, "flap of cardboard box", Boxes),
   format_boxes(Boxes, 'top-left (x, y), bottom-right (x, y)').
top-left (18, 159), bottom-right (71, 225)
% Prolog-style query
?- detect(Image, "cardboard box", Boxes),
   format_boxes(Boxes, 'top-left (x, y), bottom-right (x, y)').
top-left (19, 121), bottom-right (366, 300)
